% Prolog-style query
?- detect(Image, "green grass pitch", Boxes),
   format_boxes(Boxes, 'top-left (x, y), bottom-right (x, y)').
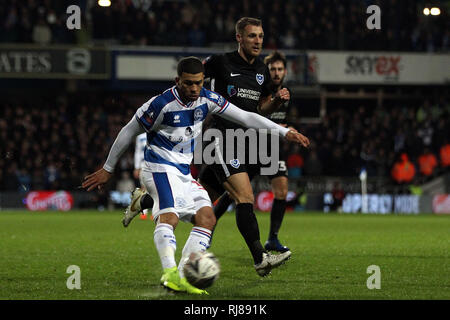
top-left (0, 210), bottom-right (449, 300)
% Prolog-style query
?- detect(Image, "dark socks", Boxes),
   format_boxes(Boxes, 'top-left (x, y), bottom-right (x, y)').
top-left (210, 193), bottom-right (234, 245)
top-left (269, 199), bottom-right (286, 240)
top-left (214, 192), bottom-right (234, 221)
top-left (235, 203), bottom-right (265, 265)
top-left (140, 193), bottom-right (154, 210)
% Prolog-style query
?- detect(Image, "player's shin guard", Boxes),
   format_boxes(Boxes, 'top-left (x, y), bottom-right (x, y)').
top-left (153, 223), bottom-right (177, 270)
top-left (178, 227), bottom-right (212, 278)
top-left (269, 199), bottom-right (286, 240)
top-left (235, 203), bottom-right (265, 265)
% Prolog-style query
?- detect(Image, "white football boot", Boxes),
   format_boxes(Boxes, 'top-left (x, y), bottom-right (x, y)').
top-left (254, 251), bottom-right (291, 277)
top-left (122, 188), bottom-right (145, 227)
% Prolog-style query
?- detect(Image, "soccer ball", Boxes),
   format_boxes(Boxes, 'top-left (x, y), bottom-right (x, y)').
top-left (183, 251), bottom-right (220, 289)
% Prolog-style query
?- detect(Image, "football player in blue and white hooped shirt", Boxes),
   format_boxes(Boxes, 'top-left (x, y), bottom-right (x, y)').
top-left (82, 57), bottom-right (310, 294)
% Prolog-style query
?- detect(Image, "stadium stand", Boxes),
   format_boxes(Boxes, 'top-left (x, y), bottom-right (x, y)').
top-left (0, 0), bottom-right (448, 52)
top-left (1, 94), bottom-right (448, 192)
top-left (0, 0), bottom-right (448, 201)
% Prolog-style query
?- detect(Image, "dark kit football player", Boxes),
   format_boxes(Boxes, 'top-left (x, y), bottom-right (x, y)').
top-left (198, 18), bottom-right (309, 276)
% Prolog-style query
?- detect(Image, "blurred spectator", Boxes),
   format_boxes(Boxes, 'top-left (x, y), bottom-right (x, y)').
top-left (188, 21), bottom-right (206, 47)
top-left (360, 142), bottom-right (377, 176)
top-left (417, 118), bottom-right (434, 148)
top-left (303, 149), bottom-right (322, 176)
top-left (116, 171), bottom-right (135, 193)
top-left (331, 182), bottom-right (345, 211)
top-left (16, 168), bottom-right (31, 193)
top-left (375, 148), bottom-right (389, 177)
top-left (44, 161), bottom-right (60, 189)
top-left (440, 143), bottom-right (450, 169)
top-left (433, 118), bottom-right (448, 151)
top-left (391, 153), bottom-right (416, 184)
top-left (32, 18), bottom-right (51, 44)
top-left (281, 30), bottom-right (297, 49)
top-left (418, 148), bottom-right (438, 179)
top-left (287, 149), bottom-right (304, 178)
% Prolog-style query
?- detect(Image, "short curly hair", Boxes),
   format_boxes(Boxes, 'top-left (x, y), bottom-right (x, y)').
top-left (264, 51), bottom-right (287, 68)
top-left (177, 56), bottom-right (204, 76)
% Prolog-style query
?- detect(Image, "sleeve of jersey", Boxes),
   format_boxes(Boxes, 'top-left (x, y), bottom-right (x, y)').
top-left (205, 89), bottom-right (230, 115)
top-left (217, 102), bottom-right (290, 137)
top-left (135, 98), bottom-right (160, 132)
top-left (103, 116), bottom-right (145, 173)
top-left (134, 135), bottom-right (142, 170)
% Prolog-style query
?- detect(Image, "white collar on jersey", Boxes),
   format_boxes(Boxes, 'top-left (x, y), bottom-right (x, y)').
top-left (171, 86), bottom-right (194, 108)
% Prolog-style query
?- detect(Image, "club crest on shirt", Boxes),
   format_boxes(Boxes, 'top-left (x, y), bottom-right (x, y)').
top-left (256, 73), bottom-right (264, 85)
top-left (217, 95), bottom-right (225, 106)
top-left (208, 92), bottom-right (219, 100)
top-left (230, 159), bottom-right (240, 168)
top-left (175, 197), bottom-right (187, 208)
top-left (194, 108), bottom-right (203, 121)
top-left (144, 111), bottom-right (154, 124)
top-left (227, 85), bottom-right (237, 97)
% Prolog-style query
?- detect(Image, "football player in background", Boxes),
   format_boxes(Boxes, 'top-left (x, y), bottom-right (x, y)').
top-left (213, 51), bottom-right (293, 253)
top-left (122, 132), bottom-right (149, 226)
top-left (198, 18), bottom-right (296, 270)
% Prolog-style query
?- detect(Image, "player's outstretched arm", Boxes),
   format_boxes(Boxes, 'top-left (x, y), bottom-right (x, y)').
top-left (285, 129), bottom-right (310, 148)
top-left (82, 116), bottom-right (145, 191)
top-left (218, 102), bottom-right (310, 148)
top-left (82, 168), bottom-right (112, 191)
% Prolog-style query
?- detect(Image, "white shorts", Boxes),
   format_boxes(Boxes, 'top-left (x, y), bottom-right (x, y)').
top-left (141, 170), bottom-right (212, 223)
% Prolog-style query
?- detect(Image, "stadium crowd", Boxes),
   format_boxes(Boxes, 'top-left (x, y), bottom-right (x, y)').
top-left (290, 97), bottom-right (450, 184)
top-left (0, 0), bottom-right (448, 52)
top-left (1, 94), bottom-right (448, 192)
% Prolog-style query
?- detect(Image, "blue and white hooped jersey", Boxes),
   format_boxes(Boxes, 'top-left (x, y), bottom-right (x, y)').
top-left (135, 86), bottom-right (229, 175)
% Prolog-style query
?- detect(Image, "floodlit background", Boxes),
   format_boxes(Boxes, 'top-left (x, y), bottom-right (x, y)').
top-left (0, 0), bottom-right (449, 301)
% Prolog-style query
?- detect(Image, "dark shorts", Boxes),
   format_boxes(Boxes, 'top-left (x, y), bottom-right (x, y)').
top-left (263, 138), bottom-right (288, 180)
top-left (263, 159), bottom-right (288, 180)
top-left (198, 161), bottom-right (262, 196)
top-left (198, 150), bottom-right (287, 196)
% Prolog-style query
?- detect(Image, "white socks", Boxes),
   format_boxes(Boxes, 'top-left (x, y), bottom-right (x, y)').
top-left (153, 223), bottom-right (177, 270)
top-left (178, 227), bottom-right (212, 278)
top-left (154, 223), bottom-right (212, 278)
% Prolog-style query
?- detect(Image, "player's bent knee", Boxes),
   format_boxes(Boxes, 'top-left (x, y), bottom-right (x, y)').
top-left (158, 212), bottom-right (179, 229)
top-left (274, 189), bottom-right (288, 200)
top-left (233, 193), bottom-right (254, 204)
top-left (224, 184), bottom-right (254, 204)
top-left (194, 206), bottom-right (216, 230)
